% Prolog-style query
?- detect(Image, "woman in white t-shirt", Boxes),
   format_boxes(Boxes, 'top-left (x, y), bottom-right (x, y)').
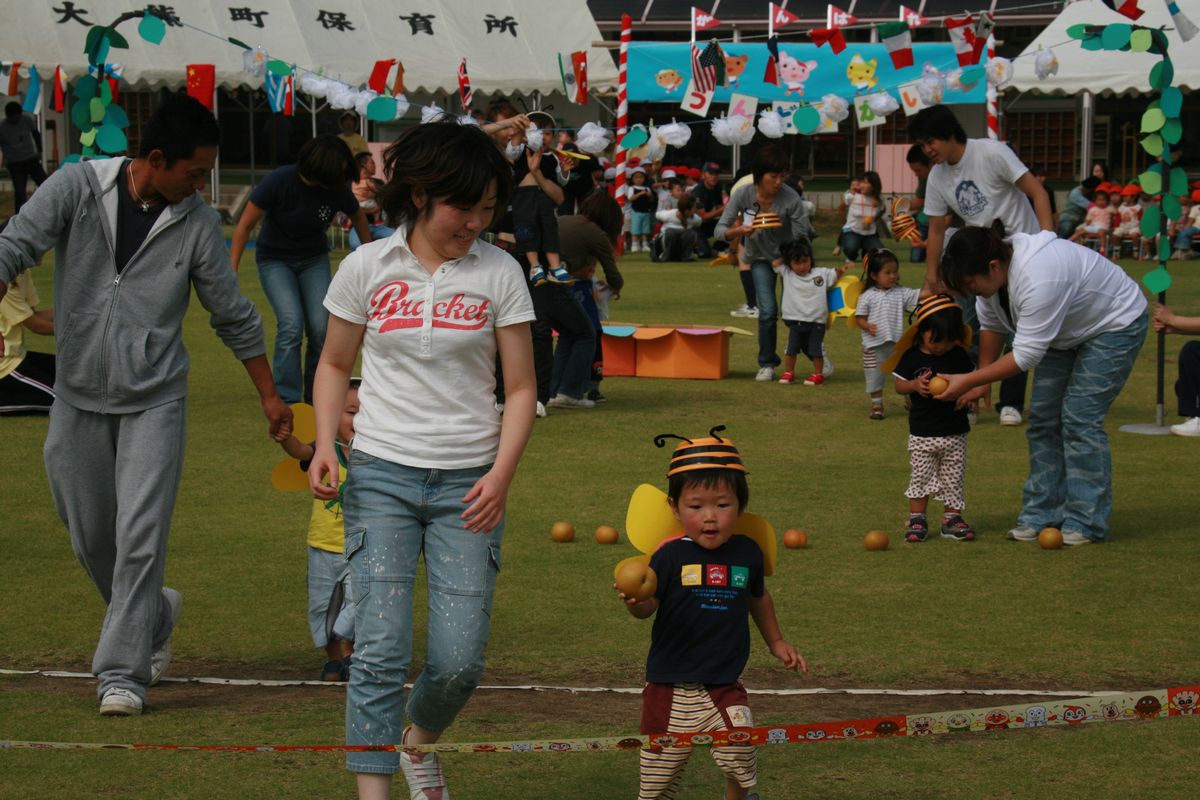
top-left (309, 120), bottom-right (537, 799)
top-left (934, 222), bottom-right (1147, 547)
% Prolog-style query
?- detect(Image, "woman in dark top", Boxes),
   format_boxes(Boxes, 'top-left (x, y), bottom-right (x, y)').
top-left (230, 136), bottom-right (372, 404)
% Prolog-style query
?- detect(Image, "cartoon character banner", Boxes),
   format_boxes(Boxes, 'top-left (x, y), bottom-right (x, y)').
top-left (627, 42), bottom-right (985, 106)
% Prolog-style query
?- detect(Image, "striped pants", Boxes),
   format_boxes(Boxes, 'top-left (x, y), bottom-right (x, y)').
top-left (639, 683), bottom-right (757, 799)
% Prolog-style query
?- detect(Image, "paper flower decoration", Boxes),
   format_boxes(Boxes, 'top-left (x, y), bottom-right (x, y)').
top-left (575, 121), bottom-right (613, 154)
top-left (243, 46), bottom-right (267, 78)
top-left (354, 89), bottom-right (379, 117)
top-left (946, 68), bottom-right (977, 92)
top-left (916, 64), bottom-right (946, 105)
top-left (757, 109), bottom-right (787, 139)
top-left (819, 93), bottom-right (850, 123)
top-left (327, 82), bottom-right (358, 110)
top-left (420, 103), bottom-right (445, 124)
top-left (525, 124), bottom-right (546, 151)
top-left (458, 114), bottom-right (480, 127)
top-left (656, 122), bottom-right (692, 147)
top-left (1034, 47), bottom-right (1059, 80)
top-left (711, 114), bottom-right (755, 146)
top-left (642, 127), bottom-right (667, 163)
top-left (298, 70), bottom-right (331, 99)
top-left (986, 56), bottom-right (1013, 87)
top-left (866, 92), bottom-right (900, 116)
top-left (392, 95), bottom-right (411, 120)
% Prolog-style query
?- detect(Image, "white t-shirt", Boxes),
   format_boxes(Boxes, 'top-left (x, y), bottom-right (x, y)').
top-left (924, 139), bottom-right (1039, 235)
top-left (975, 232), bottom-right (1147, 371)
top-left (774, 265), bottom-right (839, 323)
top-left (324, 226), bottom-right (536, 469)
top-left (842, 192), bottom-right (879, 235)
top-left (655, 209), bottom-right (702, 230)
top-left (855, 285), bottom-right (922, 348)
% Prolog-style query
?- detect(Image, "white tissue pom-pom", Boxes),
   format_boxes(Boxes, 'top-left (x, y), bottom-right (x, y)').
top-left (575, 121), bottom-right (612, 154)
top-left (947, 68), bottom-right (981, 92)
top-left (1034, 48), bottom-right (1059, 81)
top-left (757, 109), bottom-right (786, 139)
top-left (298, 71), bottom-right (329, 99)
top-left (525, 124), bottom-right (545, 151)
top-left (656, 121), bottom-right (692, 147)
top-left (986, 57), bottom-right (1013, 87)
top-left (916, 77), bottom-right (945, 105)
top-left (711, 115), bottom-right (755, 146)
top-left (866, 92), bottom-right (899, 116)
top-left (392, 95), bottom-right (410, 119)
top-left (642, 128), bottom-right (667, 162)
top-left (327, 82), bottom-right (358, 110)
top-left (420, 103), bottom-right (445, 124)
top-left (354, 90), bottom-right (379, 116)
top-left (458, 114), bottom-right (480, 126)
top-left (820, 94), bottom-right (850, 122)
top-left (243, 47), bottom-right (267, 78)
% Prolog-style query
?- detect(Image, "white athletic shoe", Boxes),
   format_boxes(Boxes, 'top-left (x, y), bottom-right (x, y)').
top-left (821, 350), bottom-right (835, 378)
top-left (99, 687), bottom-right (143, 716)
top-left (1170, 416), bottom-right (1200, 437)
top-left (1007, 525), bottom-right (1039, 542)
top-left (729, 304), bottom-right (755, 318)
top-left (999, 406), bottom-right (1023, 426)
top-left (399, 727), bottom-right (449, 799)
top-left (1062, 530), bottom-right (1093, 546)
top-left (547, 394), bottom-right (596, 409)
top-left (536, 401), bottom-right (547, 418)
top-left (755, 366), bottom-right (776, 382)
top-left (149, 588), bottom-right (182, 687)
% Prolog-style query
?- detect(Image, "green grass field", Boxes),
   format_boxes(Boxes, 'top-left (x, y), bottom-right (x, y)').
top-left (2, 215), bottom-right (1199, 798)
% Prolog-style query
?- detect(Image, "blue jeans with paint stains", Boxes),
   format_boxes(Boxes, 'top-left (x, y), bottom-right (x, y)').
top-left (340, 452), bottom-right (502, 774)
top-left (1018, 313), bottom-right (1147, 542)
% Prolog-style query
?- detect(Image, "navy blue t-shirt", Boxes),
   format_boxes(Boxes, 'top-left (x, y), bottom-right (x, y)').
top-left (646, 535), bottom-right (765, 685)
top-left (893, 345), bottom-right (975, 437)
top-left (250, 165), bottom-right (358, 261)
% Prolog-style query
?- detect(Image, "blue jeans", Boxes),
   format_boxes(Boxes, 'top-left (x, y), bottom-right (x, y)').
top-left (750, 260), bottom-right (780, 368)
top-left (349, 222), bottom-right (397, 251)
top-left (341, 452), bottom-right (502, 774)
top-left (1019, 313), bottom-right (1147, 542)
top-left (548, 285), bottom-right (596, 399)
top-left (257, 253), bottom-right (332, 404)
top-left (838, 231), bottom-right (883, 262)
top-left (1173, 226), bottom-right (1200, 251)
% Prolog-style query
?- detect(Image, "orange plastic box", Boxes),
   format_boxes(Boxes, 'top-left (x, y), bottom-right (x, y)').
top-left (602, 324), bottom-right (746, 380)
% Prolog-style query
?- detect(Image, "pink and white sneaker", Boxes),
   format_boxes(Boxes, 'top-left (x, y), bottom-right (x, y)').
top-left (399, 727), bottom-right (449, 799)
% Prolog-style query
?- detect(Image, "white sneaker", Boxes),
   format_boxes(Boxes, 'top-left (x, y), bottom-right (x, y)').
top-left (1170, 416), bottom-right (1200, 436)
top-left (729, 304), bottom-right (754, 318)
top-left (999, 406), bottom-right (1023, 426)
top-left (755, 366), bottom-right (776, 382)
top-left (821, 349), bottom-right (835, 378)
top-left (99, 687), bottom-right (143, 716)
top-left (1007, 525), bottom-right (1039, 542)
top-left (399, 727), bottom-right (449, 799)
top-left (150, 588), bottom-right (182, 687)
top-left (746, 306), bottom-right (759, 318)
top-left (546, 394), bottom-right (596, 409)
top-left (967, 410), bottom-right (978, 426)
top-left (536, 401), bottom-right (547, 418)
top-left (1062, 530), bottom-right (1092, 546)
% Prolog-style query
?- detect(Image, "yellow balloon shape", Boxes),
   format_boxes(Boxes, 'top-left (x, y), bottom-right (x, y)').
top-left (626, 483), bottom-right (683, 555)
top-left (735, 512), bottom-right (777, 577)
top-left (271, 457), bottom-right (310, 492)
top-left (291, 403), bottom-right (317, 443)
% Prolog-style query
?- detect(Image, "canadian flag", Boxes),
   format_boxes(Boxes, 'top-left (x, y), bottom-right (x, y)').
top-left (827, 4), bottom-right (858, 28)
top-left (899, 5), bottom-right (929, 27)
top-left (692, 6), bottom-right (721, 31)
top-left (770, 2), bottom-right (801, 27)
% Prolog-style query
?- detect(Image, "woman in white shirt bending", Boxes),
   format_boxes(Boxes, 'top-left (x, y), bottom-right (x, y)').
top-left (309, 120), bottom-right (537, 799)
top-left (934, 221), bottom-right (1147, 546)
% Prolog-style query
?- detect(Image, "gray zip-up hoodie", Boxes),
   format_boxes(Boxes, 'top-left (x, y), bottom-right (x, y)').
top-left (0, 157), bottom-right (265, 413)
top-left (714, 182), bottom-right (815, 263)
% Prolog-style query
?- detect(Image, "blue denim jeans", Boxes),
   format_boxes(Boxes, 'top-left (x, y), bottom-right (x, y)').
top-left (838, 231), bottom-right (883, 262)
top-left (256, 253), bottom-right (332, 404)
top-left (341, 452), bottom-right (502, 774)
top-left (548, 285), bottom-right (596, 399)
top-left (1173, 226), bottom-right (1200, 252)
top-left (750, 260), bottom-right (780, 368)
top-left (1018, 313), bottom-right (1147, 541)
top-left (349, 222), bottom-right (397, 251)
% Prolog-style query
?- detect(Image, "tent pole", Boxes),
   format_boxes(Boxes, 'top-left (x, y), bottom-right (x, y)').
top-left (249, 89), bottom-right (256, 183)
top-left (211, 85), bottom-right (220, 206)
top-left (1078, 90), bottom-right (1093, 181)
top-left (731, 25), bottom-right (741, 178)
top-left (865, 26), bottom-right (879, 172)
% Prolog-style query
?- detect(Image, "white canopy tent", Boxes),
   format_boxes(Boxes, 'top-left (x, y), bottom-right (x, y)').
top-left (0, 0), bottom-right (617, 94)
top-left (1011, 0), bottom-right (1200, 93)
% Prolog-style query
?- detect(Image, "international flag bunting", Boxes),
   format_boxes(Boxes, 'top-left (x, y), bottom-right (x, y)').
top-left (972, 12), bottom-right (996, 63)
top-left (810, 27), bottom-right (848, 55)
top-left (368, 59), bottom-right (396, 95)
top-left (944, 15), bottom-right (978, 66)
top-left (457, 58), bottom-right (473, 109)
top-left (393, 62), bottom-right (406, 97)
top-left (763, 35), bottom-right (781, 85)
top-left (899, 5), bottom-right (928, 27)
top-left (698, 39), bottom-right (727, 87)
top-left (1165, 0), bottom-right (1198, 41)
top-left (186, 64), bottom-right (215, 109)
top-left (21, 65), bottom-right (40, 113)
top-left (87, 62), bottom-right (122, 103)
top-left (52, 66), bottom-right (67, 113)
top-left (265, 69), bottom-right (294, 116)
top-left (877, 22), bottom-right (913, 70)
top-left (1101, 0), bottom-right (1144, 20)
top-left (690, 43), bottom-right (717, 92)
top-left (826, 4), bottom-right (858, 28)
top-left (559, 51), bottom-right (588, 105)
top-left (769, 2), bottom-right (801, 27)
top-left (692, 6), bottom-right (721, 31)
top-left (2, 61), bottom-right (22, 96)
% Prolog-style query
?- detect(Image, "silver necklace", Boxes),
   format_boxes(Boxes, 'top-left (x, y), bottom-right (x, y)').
top-left (127, 162), bottom-right (152, 212)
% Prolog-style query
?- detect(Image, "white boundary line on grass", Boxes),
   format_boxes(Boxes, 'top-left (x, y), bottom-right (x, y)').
top-left (0, 669), bottom-right (1104, 696)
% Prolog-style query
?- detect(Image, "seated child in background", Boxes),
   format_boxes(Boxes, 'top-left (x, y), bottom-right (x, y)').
top-left (279, 381), bottom-right (360, 681)
top-left (1168, 192), bottom-right (1200, 260)
top-left (510, 112), bottom-right (573, 286)
top-left (617, 429), bottom-right (804, 800)
top-left (652, 194), bottom-right (702, 263)
top-left (1112, 188), bottom-right (1143, 257)
top-left (1056, 176), bottom-right (1101, 238)
top-left (774, 239), bottom-right (849, 386)
top-left (837, 172), bottom-right (884, 262)
top-left (886, 295), bottom-right (977, 543)
top-left (855, 249), bottom-right (923, 420)
top-left (1069, 189), bottom-right (1115, 251)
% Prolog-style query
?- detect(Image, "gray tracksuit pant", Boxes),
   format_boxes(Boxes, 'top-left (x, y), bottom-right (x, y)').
top-left (44, 398), bottom-right (186, 701)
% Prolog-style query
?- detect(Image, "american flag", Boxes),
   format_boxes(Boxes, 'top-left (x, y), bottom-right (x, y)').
top-left (692, 42), bottom-right (718, 93)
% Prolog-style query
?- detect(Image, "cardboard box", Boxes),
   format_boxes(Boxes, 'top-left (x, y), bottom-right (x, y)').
top-left (601, 325), bottom-right (638, 377)
top-left (601, 324), bottom-right (745, 380)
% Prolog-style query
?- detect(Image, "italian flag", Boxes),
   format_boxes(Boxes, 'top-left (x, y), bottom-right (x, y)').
top-left (877, 21), bottom-right (913, 70)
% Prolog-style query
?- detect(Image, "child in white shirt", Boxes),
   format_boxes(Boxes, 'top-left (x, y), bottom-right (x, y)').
top-left (774, 239), bottom-right (848, 385)
top-left (855, 248), bottom-right (923, 419)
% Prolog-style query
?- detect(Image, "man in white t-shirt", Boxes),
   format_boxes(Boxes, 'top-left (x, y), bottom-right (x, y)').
top-left (908, 104), bottom-right (1054, 427)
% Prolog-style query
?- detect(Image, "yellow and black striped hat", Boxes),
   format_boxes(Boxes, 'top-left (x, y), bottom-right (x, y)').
top-left (880, 293), bottom-right (973, 374)
top-left (751, 212), bottom-right (783, 230)
top-left (655, 426), bottom-right (748, 477)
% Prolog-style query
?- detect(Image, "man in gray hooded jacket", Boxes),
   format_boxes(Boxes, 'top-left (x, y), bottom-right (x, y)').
top-left (0, 95), bottom-right (292, 716)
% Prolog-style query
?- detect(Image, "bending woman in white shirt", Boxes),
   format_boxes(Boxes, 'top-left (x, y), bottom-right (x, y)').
top-left (309, 120), bottom-right (537, 799)
top-left (933, 221), bottom-right (1147, 546)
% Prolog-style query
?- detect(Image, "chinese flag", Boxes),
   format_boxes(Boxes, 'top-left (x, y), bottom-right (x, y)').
top-left (186, 64), bottom-right (215, 109)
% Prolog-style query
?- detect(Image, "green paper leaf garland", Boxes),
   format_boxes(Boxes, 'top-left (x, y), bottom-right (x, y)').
top-left (1160, 87), bottom-right (1183, 117)
top-left (1139, 169), bottom-right (1162, 195)
top-left (267, 59), bottom-right (292, 77)
top-left (1140, 108), bottom-right (1165, 133)
top-left (138, 12), bottom-right (167, 45)
top-left (1142, 266), bottom-right (1171, 295)
top-left (95, 124), bottom-right (127, 154)
top-left (89, 97), bottom-right (106, 123)
top-left (1141, 133), bottom-right (1163, 157)
top-left (1169, 167), bottom-right (1189, 196)
top-left (619, 125), bottom-right (650, 150)
top-left (1100, 23), bottom-right (1131, 50)
top-left (1149, 60), bottom-right (1173, 89)
top-left (1160, 118), bottom-right (1182, 145)
top-left (1163, 195), bottom-right (1181, 221)
top-left (104, 104), bottom-right (129, 128)
top-left (1130, 29), bottom-right (1152, 52)
top-left (1140, 204), bottom-right (1161, 238)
